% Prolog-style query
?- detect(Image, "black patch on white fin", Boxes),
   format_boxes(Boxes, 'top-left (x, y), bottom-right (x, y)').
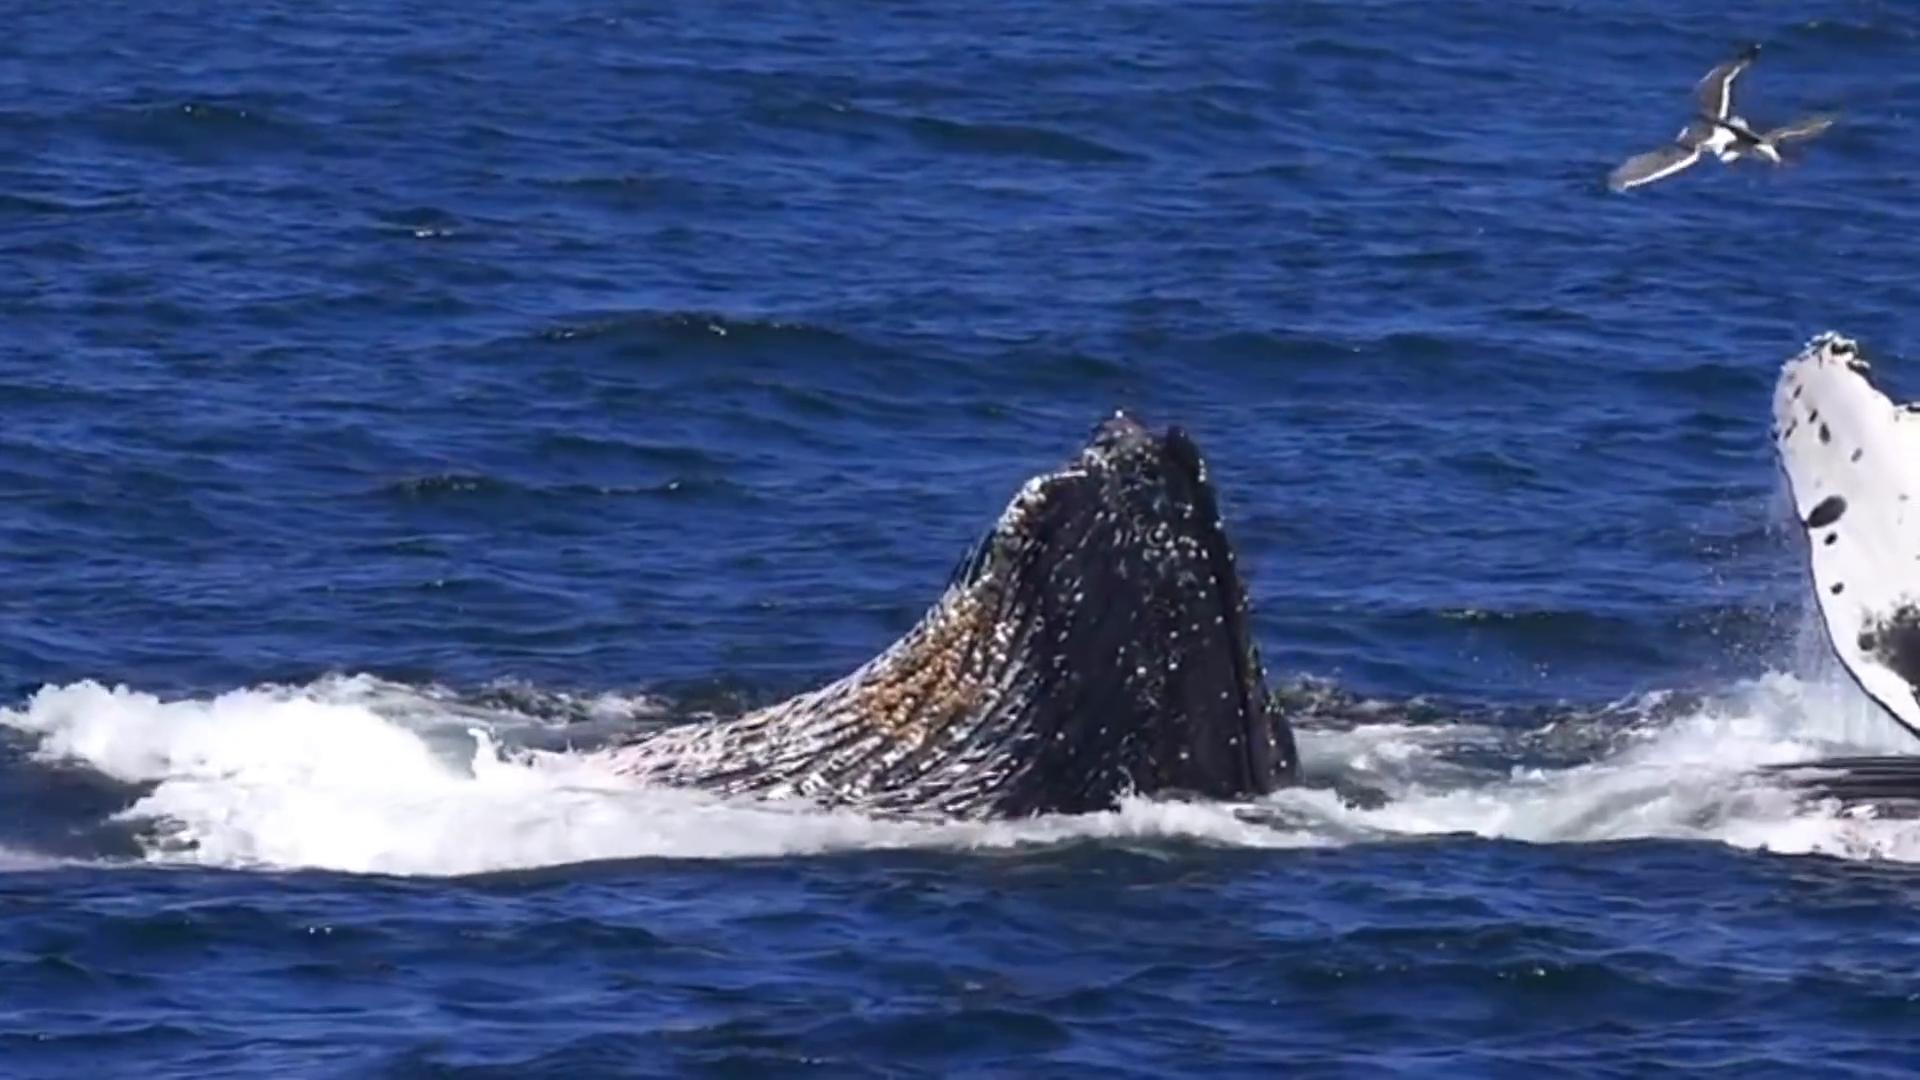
top-left (1807, 495), bottom-right (1847, 530)
top-left (1856, 605), bottom-right (1920, 700)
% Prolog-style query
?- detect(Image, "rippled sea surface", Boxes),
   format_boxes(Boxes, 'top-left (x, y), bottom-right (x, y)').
top-left (7, 0), bottom-right (1920, 1075)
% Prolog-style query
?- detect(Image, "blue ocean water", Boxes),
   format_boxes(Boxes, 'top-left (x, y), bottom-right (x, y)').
top-left (6, 0), bottom-right (1920, 1074)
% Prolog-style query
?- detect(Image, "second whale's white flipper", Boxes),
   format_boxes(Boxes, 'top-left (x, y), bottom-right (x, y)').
top-left (1773, 331), bottom-right (1920, 742)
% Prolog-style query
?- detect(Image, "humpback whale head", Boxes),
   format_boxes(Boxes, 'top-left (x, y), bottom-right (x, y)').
top-left (602, 410), bottom-right (1300, 819)
top-left (928, 410), bottom-right (1301, 815)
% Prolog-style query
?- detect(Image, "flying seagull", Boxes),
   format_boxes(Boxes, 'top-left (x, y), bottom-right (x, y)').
top-left (1607, 43), bottom-right (1836, 193)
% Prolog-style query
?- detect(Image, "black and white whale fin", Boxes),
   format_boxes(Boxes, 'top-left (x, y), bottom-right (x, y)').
top-left (1695, 42), bottom-right (1760, 122)
top-left (1772, 331), bottom-right (1920, 744)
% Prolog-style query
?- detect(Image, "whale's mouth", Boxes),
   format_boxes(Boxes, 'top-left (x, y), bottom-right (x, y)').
top-left (1152, 424), bottom-right (1270, 794)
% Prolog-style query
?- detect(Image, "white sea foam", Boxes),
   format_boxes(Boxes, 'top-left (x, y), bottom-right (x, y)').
top-left (0, 845), bottom-right (72, 872)
top-left (3, 651), bottom-right (1919, 877)
top-left (0, 675), bottom-right (1324, 876)
top-left (1269, 668), bottom-right (1920, 861)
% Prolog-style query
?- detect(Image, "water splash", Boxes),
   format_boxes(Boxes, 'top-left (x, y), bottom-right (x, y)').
top-left (3, 654), bottom-right (1920, 877)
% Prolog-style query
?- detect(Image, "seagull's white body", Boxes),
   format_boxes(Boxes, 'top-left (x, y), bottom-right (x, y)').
top-left (1701, 122), bottom-right (1741, 161)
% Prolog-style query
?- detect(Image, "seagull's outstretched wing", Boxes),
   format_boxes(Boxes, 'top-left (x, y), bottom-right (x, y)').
top-left (1608, 143), bottom-right (1704, 192)
top-left (1694, 42), bottom-right (1760, 121)
top-left (1764, 113), bottom-right (1837, 144)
